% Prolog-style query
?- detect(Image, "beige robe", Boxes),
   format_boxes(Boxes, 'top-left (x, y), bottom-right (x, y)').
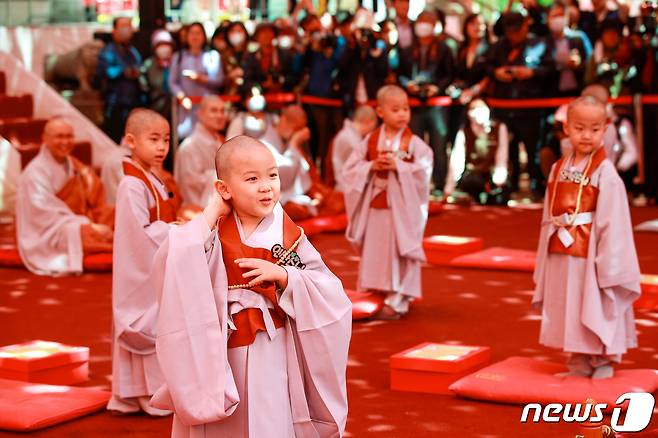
top-left (174, 124), bottom-right (221, 207)
top-left (16, 146), bottom-right (91, 275)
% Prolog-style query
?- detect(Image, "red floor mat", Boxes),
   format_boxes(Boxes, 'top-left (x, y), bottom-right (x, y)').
top-left (448, 247), bottom-right (537, 272)
top-left (0, 248), bottom-right (112, 272)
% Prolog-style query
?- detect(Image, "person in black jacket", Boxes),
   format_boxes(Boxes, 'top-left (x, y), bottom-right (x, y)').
top-left (486, 11), bottom-right (556, 194)
top-left (397, 10), bottom-right (455, 190)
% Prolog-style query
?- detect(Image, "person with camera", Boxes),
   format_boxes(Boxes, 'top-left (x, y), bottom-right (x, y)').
top-left (336, 10), bottom-right (390, 110)
top-left (168, 22), bottom-right (224, 139)
top-left (242, 22), bottom-right (300, 95)
top-left (298, 13), bottom-right (346, 170)
top-left (397, 9), bottom-right (455, 192)
top-left (486, 11), bottom-right (555, 195)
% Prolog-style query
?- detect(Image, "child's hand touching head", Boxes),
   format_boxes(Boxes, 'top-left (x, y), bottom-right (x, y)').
top-left (564, 95), bottom-right (609, 161)
top-left (124, 108), bottom-right (170, 171)
top-left (376, 85), bottom-right (411, 132)
top-left (214, 135), bottom-right (281, 222)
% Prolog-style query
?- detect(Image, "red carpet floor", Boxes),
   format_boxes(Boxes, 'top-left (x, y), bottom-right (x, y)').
top-left (1, 205), bottom-right (658, 437)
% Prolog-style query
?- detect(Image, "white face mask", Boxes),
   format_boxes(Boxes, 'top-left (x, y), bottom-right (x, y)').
top-left (549, 16), bottom-right (567, 33)
top-left (414, 22), bottom-right (434, 38)
top-left (155, 45), bottom-right (172, 59)
top-left (228, 32), bottom-right (246, 46)
top-left (247, 94), bottom-right (266, 113)
top-left (278, 35), bottom-right (294, 49)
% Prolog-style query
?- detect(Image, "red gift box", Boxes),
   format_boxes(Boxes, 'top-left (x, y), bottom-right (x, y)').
top-left (423, 235), bottom-right (484, 266)
top-left (0, 340), bottom-right (90, 385)
top-left (390, 343), bottom-right (491, 395)
top-left (635, 274), bottom-right (658, 310)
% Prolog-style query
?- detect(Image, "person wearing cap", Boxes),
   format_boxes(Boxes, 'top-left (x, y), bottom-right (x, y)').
top-left (486, 11), bottom-right (555, 195)
top-left (140, 29), bottom-right (175, 121)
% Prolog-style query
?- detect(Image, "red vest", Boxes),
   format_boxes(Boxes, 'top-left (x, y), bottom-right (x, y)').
top-left (367, 127), bottom-right (413, 209)
top-left (218, 211), bottom-right (302, 348)
top-left (547, 147), bottom-right (607, 258)
top-left (122, 161), bottom-right (179, 224)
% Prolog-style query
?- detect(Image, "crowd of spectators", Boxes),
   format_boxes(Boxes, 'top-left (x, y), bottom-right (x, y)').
top-left (94, 0), bottom-right (658, 202)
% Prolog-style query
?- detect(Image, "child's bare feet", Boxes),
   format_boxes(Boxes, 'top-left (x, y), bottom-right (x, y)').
top-left (373, 304), bottom-right (402, 320)
top-left (591, 365), bottom-right (614, 379)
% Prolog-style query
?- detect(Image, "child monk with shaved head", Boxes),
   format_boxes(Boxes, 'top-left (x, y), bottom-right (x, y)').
top-left (108, 108), bottom-right (180, 415)
top-left (533, 96), bottom-right (641, 379)
top-left (150, 135), bottom-right (351, 437)
top-left (343, 85), bottom-right (433, 319)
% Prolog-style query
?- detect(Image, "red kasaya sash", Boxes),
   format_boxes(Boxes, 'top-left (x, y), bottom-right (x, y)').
top-left (367, 127), bottom-right (413, 209)
top-left (219, 210), bottom-right (302, 348)
top-left (122, 161), bottom-right (180, 223)
top-left (56, 156), bottom-right (114, 228)
top-left (547, 147), bottom-right (607, 258)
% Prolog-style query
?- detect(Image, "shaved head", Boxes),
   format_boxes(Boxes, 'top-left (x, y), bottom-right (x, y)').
top-left (199, 94), bottom-right (225, 112)
top-left (353, 105), bottom-right (377, 123)
top-left (280, 105), bottom-right (307, 125)
top-left (44, 116), bottom-right (73, 136)
top-left (567, 95), bottom-right (606, 121)
top-left (376, 85), bottom-right (407, 106)
top-left (581, 84), bottom-right (609, 105)
top-left (215, 135), bottom-right (274, 179)
top-left (125, 108), bottom-right (168, 136)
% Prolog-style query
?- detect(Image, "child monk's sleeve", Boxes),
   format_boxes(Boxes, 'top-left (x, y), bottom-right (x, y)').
top-left (593, 163), bottom-right (641, 302)
top-left (343, 138), bottom-right (374, 248)
top-left (150, 215), bottom-right (240, 425)
top-left (277, 236), bottom-right (352, 436)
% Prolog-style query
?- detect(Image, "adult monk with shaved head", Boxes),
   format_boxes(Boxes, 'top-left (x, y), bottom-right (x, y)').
top-left (174, 95), bottom-right (227, 207)
top-left (259, 104), bottom-right (345, 221)
top-left (16, 117), bottom-right (113, 276)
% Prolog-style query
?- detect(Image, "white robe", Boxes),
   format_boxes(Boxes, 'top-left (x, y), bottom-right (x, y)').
top-left (343, 126), bottom-right (433, 302)
top-left (110, 158), bottom-right (174, 399)
top-left (331, 120), bottom-right (362, 193)
top-left (150, 204), bottom-right (352, 437)
top-left (16, 146), bottom-right (91, 275)
top-left (0, 137), bottom-right (21, 214)
top-left (174, 124), bottom-right (221, 207)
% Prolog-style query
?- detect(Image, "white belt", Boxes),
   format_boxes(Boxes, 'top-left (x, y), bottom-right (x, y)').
top-left (551, 212), bottom-right (593, 248)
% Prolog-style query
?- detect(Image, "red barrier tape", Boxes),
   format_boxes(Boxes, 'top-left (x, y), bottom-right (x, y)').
top-left (181, 93), bottom-right (658, 109)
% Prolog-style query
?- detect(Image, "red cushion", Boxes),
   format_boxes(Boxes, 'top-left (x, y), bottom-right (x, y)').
top-left (428, 200), bottom-right (443, 216)
top-left (636, 274), bottom-right (658, 310)
top-left (345, 290), bottom-right (384, 321)
top-left (448, 247), bottom-right (536, 272)
top-left (449, 356), bottom-right (658, 409)
top-left (0, 247), bottom-right (24, 268)
top-left (82, 252), bottom-right (113, 272)
top-left (423, 235), bottom-right (485, 266)
top-left (0, 247), bottom-right (112, 272)
top-left (298, 214), bottom-right (348, 237)
top-left (0, 378), bottom-right (109, 431)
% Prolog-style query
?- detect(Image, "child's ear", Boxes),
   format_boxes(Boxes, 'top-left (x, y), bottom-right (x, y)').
top-left (375, 105), bottom-right (384, 120)
top-left (562, 122), bottom-right (570, 137)
top-left (123, 133), bottom-right (136, 150)
top-left (215, 179), bottom-right (232, 201)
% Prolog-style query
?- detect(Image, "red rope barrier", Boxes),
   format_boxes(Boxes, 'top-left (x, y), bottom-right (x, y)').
top-left (181, 94), bottom-right (658, 109)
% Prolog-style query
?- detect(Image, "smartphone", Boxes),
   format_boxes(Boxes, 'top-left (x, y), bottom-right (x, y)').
top-left (182, 69), bottom-right (199, 80)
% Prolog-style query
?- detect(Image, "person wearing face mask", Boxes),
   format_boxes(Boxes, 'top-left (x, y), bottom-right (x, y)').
top-left (397, 10), bottom-right (455, 192)
top-left (140, 30), bottom-right (175, 121)
top-left (221, 21), bottom-right (249, 96)
top-left (242, 23), bottom-right (300, 94)
top-left (486, 11), bottom-right (556, 195)
top-left (96, 16), bottom-right (143, 144)
top-left (546, 2), bottom-right (590, 97)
